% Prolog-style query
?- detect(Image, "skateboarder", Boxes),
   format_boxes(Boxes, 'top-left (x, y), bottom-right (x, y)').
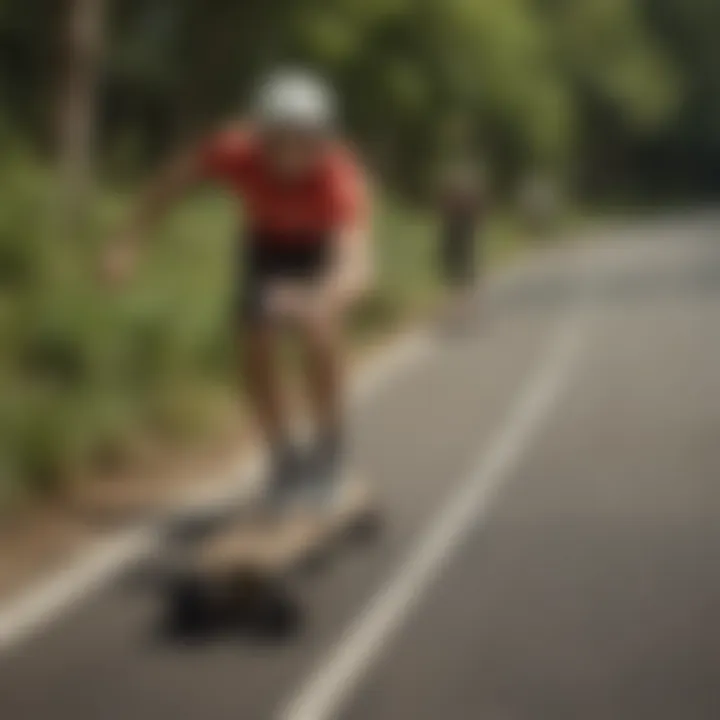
top-left (103, 70), bottom-right (372, 509)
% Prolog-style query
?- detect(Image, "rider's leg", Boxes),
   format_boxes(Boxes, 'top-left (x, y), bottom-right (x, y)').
top-left (242, 321), bottom-right (305, 502)
top-left (298, 312), bottom-right (347, 496)
top-left (242, 322), bottom-right (287, 448)
top-left (301, 312), bottom-right (345, 449)
top-left (240, 244), bottom-right (303, 502)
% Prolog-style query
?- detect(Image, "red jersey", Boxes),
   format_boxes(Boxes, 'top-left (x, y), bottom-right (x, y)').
top-left (199, 127), bottom-right (367, 243)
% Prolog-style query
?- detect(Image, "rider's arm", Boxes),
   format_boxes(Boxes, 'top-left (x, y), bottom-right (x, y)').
top-left (120, 125), bottom-right (249, 242)
top-left (319, 159), bottom-right (374, 309)
top-left (119, 148), bottom-right (202, 243)
top-left (323, 219), bottom-right (374, 309)
top-left (102, 149), bottom-right (201, 283)
top-left (104, 127), bottom-right (247, 282)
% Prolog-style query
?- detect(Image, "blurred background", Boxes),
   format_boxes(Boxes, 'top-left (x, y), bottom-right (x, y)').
top-left (1, 0), bottom-right (719, 507)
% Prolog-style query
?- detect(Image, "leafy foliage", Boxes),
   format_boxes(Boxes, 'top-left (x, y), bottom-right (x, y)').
top-left (0, 0), bottom-right (717, 499)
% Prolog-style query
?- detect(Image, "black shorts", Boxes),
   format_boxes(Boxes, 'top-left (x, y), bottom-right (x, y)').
top-left (239, 231), bottom-right (332, 322)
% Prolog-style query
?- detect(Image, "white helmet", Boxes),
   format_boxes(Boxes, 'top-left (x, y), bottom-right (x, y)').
top-left (254, 69), bottom-right (336, 132)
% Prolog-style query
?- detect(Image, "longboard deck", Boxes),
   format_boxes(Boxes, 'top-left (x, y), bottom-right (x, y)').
top-left (199, 476), bottom-right (373, 574)
top-left (164, 474), bottom-right (380, 636)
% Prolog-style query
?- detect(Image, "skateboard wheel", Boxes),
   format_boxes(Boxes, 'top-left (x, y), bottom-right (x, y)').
top-left (166, 574), bottom-right (212, 637)
top-left (246, 587), bottom-right (302, 639)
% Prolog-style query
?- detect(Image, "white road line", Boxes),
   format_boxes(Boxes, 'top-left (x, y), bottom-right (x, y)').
top-left (282, 278), bottom-right (592, 720)
top-left (0, 532), bottom-right (149, 649)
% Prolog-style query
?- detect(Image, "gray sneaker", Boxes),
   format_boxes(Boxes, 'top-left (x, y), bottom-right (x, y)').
top-left (296, 441), bottom-right (348, 512)
top-left (262, 445), bottom-right (304, 513)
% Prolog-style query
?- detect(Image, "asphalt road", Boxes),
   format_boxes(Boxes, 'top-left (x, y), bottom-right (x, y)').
top-left (2, 216), bottom-right (720, 719)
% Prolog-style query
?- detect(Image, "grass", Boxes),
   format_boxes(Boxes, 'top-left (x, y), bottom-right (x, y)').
top-left (0, 157), bottom-right (527, 509)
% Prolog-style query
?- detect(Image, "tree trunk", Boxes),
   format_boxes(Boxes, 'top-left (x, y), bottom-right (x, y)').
top-left (56, 0), bottom-right (107, 233)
